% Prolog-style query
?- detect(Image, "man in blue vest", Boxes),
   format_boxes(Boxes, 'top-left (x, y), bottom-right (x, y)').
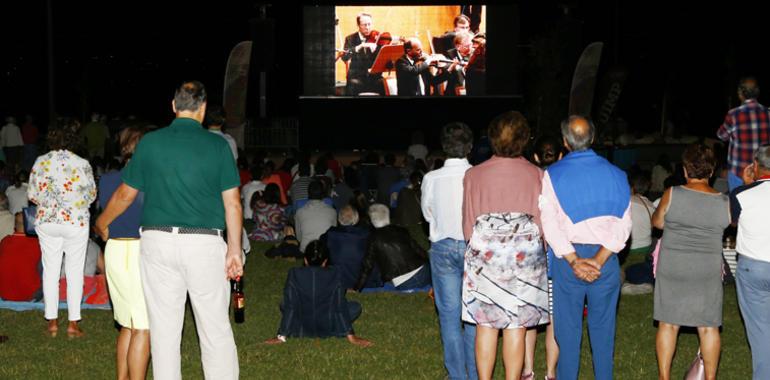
top-left (539, 116), bottom-right (632, 380)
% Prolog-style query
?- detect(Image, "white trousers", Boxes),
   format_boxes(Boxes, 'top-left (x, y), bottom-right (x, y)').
top-left (36, 222), bottom-right (89, 321)
top-left (140, 230), bottom-right (239, 380)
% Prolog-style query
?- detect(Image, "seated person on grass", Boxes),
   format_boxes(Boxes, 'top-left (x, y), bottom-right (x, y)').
top-left (321, 205), bottom-right (381, 289)
top-left (629, 170), bottom-right (655, 255)
top-left (294, 180), bottom-right (337, 252)
top-left (0, 212), bottom-right (42, 301)
top-left (355, 204), bottom-right (430, 291)
top-left (249, 183), bottom-right (289, 242)
top-left (265, 240), bottom-right (372, 347)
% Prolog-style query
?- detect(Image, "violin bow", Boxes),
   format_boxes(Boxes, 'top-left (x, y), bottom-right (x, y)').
top-left (426, 29), bottom-right (435, 54)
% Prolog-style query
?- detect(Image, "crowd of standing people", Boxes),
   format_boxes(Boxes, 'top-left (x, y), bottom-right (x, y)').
top-left (1, 77), bottom-right (769, 380)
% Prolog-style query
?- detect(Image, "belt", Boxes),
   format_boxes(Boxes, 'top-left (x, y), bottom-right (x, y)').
top-left (141, 226), bottom-right (223, 237)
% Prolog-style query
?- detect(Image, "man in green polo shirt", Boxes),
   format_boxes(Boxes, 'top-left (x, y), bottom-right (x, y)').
top-left (96, 81), bottom-right (243, 380)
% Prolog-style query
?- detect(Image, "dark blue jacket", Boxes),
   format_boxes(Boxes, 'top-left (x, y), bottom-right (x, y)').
top-left (323, 225), bottom-right (382, 289)
top-left (277, 266), bottom-right (356, 338)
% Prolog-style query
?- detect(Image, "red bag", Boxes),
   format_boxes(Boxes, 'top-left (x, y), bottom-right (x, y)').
top-left (58, 275), bottom-right (110, 305)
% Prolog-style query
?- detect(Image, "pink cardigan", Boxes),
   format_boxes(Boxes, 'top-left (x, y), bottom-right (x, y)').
top-left (462, 156), bottom-right (543, 240)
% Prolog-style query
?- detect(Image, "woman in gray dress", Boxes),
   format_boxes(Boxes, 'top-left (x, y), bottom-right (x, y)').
top-left (652, 143), bottom-right (730, 380)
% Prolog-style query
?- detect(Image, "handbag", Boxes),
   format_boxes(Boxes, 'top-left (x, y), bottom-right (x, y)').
top-left (651, 239), bottom-right (661, 278)
top-left (683, 350), bottom-right (705, 380)
top-left (22, 206), bottom-right (37, 236)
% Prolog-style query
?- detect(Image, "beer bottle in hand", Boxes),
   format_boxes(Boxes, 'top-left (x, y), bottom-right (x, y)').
top-left (232, 276), bottom-right (245, 324)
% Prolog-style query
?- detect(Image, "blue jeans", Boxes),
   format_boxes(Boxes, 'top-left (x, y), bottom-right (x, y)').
top-left (394, 263), bottom-right (431, 290)
top-left (430, 238), bottom-right (477, 380)
top-left (736, 255), bottom-right (770, 380)
top-left (728, 171), bottom-right (744, 192)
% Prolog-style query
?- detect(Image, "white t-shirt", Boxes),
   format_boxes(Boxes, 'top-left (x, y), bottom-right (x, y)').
top-left (734, 179), bottom-right (770, 263)
top-left (241, 180), bottom-right (266, 219)
top-left (0, 123), bottom-right (24, 147)
top-left (5, 183), bottom-right (29, 215)
top-left (407, 144), bottom-right (429, 162)
top-left (630, 194), bottom-right (655, 250)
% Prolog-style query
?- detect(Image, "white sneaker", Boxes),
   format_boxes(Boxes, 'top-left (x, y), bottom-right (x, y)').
top-left (621, 282), bottom-right (653, 295)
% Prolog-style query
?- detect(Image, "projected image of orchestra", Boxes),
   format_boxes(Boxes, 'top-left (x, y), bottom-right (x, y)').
top-left (334, 5), bottom-right (486, 96)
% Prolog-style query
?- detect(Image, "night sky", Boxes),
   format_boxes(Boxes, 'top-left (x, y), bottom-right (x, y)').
top-left (2, 2), bottom-right (256, 125)
top-left (3, 1), bottom-right (770, 142)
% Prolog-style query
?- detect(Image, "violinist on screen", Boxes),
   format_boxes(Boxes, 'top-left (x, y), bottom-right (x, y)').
top-left (395, 38), bottom-right (451, 96)
top-left (341, 13), bottom-right (382, 95)
top-left (465, 33), bottom-right (486, 96)
top-left (443, 31), bottom-right (473, 96)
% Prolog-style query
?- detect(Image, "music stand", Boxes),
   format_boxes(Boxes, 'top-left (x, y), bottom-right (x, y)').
top-left (369, 45), bottom-right (404, 74)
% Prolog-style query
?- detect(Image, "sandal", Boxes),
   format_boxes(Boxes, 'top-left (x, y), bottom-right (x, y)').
top-left (66, 321), bottom-right (84, 338)
top-left (46, 319), bottom-right (58, 338)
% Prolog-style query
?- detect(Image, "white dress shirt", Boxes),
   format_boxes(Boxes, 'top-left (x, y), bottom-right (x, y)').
top-left (420, 158), bottom-right (472, 242)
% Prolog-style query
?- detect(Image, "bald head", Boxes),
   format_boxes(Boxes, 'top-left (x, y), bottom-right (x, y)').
top-left (404, 38), bottom-right (424, 59)
top-left (337, 205), bottom-right (359, 226)
top-left (560, 115), bottom-right (595, 151)
top-left (755, 144), bottom-right (770, 173)
top-left (739, 77), bottom-right (760, 101)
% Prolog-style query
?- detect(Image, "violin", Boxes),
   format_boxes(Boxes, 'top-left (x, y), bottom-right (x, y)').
top-left (335, 30), bottom-right (395, 57)
top-left (367, 30), bottom-right (396, 47)
top-left (366, 30), bottom-right (380, 43)
top-left (375, 32), bottom-right (393, 46)
top-left (466, 42), bottom-right (485, 72)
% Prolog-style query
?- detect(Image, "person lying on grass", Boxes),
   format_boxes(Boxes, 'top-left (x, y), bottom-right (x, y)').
top-left (265, 240), bottom-right (373, 347)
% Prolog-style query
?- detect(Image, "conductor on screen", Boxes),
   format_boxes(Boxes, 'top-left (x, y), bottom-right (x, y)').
top-left (341, 13), bottom-right (382, 95)
top-left (395, 38), bottom-right (450, 96)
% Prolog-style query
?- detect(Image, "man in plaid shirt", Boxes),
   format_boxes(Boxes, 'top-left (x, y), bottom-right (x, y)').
top-left (718, 77), bottom-right (770, 191)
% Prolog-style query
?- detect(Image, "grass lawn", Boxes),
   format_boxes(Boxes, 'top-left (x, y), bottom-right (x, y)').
top-left (0, 244), bottom-right (752, 379)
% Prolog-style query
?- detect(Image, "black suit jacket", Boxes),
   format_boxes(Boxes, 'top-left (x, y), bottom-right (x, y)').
top-left (442, 48), bottom-right (467, 96)
top-left (342, 32), bottom-right (379, 94)
top-left (355, 225), bottom-right (428, 290)
top-left (395, 55), bottom-right (448, 96)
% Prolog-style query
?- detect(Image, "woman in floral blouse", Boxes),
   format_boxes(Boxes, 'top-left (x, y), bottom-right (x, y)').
top-left (27, 118), bottom-right (96, 338)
